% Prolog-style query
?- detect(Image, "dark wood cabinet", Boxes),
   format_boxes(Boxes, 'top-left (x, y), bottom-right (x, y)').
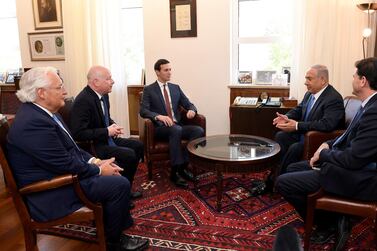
top-left (229, 105), bottom-right (292, 139)
top-left (0, 84), bottom-right (21, 114)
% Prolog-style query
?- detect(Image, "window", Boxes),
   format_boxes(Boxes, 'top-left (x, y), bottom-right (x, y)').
top-left (0, 0), bottom-right (22, 73)
top-left (233, 0), bottom-right (293, 82)
top-left (120, 0), bottom-right (144, 85)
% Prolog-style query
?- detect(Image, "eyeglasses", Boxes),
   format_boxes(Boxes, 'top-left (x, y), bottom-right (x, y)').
top-left (45, 83), bottom-right (65, 91)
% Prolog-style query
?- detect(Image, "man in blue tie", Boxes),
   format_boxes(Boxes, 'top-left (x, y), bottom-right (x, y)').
top-left (273, 65), bottom-right (345, 175)
top-left (276, 57), bottom-right (377, 250)
top-left (70, 66), bottom-right (144, 203)
top-left (7, 67), bottom-right (149, 250)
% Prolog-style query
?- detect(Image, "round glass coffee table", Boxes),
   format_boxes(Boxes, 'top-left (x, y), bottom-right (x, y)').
top-left (187, 134), bottom-right (280, 211)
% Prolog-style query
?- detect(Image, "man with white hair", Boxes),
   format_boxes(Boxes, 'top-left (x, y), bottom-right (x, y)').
top-left (7, 67), bottom-right (149, 251)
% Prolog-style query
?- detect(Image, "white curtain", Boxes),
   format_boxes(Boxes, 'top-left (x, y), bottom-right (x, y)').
top-left (62, 0), bottom-right (130, 135)
top-left (290, 0), bottom-right (376, 101)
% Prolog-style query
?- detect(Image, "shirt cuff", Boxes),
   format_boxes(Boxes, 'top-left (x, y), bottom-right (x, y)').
top-left (295, 122), bottom-right (298, 131)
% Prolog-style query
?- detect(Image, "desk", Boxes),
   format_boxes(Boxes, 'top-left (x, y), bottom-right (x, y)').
top-left (229, 105), bottom-right (292, 139)
top-left (188, 134), bottom-right (280, 211)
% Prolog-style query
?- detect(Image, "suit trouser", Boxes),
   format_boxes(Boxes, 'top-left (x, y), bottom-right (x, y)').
top-left (275, 131), bottom-right (303, 174)
top-left (95, 138), bottom-right (143, 186)
top-left (155, 124), bottom-right (204, 166)
top-left (81, 175), bottom-right (133, 242)
top-left (275, 162), bottom-right (337, 227)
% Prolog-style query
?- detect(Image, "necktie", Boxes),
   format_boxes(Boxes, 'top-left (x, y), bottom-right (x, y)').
top-left (304, 94), bottom-right (315, 121)
top-left (332, 106), bottom-right (364, 149)
top-left (100, 97), bottom-right (116, 146)
top-left (163, 84), bottom-right (173, 120)
top-left (52, 114), bottom-right (80, 150)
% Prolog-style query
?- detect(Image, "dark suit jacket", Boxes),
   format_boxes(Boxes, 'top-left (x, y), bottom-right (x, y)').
top-left (319, 93), bottom-right (377, 200)
top-left (286, 85), bottom-right (345, 133)
top-left (7, 103), bottom-right (99, 221)
top-left (70, 86), bottom-right (115, 147)
top-left (140, 81), bottom-right (197, 126)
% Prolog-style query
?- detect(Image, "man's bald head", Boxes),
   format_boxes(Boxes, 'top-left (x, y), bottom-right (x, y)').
top-left (87, 65), bottom-right (114, 95)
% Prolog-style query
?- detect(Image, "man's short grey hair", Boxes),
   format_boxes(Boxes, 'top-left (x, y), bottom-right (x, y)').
top-left (311, 64), bottom-right (329, 82)
top-left (16, 67), bottom-right (58, 103)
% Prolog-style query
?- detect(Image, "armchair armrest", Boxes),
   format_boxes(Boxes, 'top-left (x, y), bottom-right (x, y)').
top-left (138, 115), bottom-right (155, 150)
top-left (302, 130), bottom-right (344, 160)
top-left (181, 113), bottom-right (206, 136)
top-left (19, 174), bottom-right (74, 195)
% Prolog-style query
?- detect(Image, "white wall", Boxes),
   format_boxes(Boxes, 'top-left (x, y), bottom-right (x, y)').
top-left (143, 0), bottom-right (232, 135)
top-left (15, 0), bottom-right (67, 86)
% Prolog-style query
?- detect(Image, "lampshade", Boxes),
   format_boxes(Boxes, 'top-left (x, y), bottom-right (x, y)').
top-left (357, 2), bottom-right (377, 13)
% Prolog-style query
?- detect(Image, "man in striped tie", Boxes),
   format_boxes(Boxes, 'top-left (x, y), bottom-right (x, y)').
top-left (276, 57), bottom-right (377, 250)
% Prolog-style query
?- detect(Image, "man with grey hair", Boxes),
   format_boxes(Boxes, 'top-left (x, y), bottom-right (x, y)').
top-left (7, 67), bottom-right (149, 251)
top-left (272, 65), bottom-right (345, 176)
top-left (70, 66), bottom-right (144, 204)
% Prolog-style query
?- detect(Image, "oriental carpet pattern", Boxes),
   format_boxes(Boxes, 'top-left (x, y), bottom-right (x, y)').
top-left (45, 163), bottom-right (376, 250)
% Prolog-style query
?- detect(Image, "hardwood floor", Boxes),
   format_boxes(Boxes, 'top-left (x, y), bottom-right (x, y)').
top-left (0, 169), bottom-right (99, 251)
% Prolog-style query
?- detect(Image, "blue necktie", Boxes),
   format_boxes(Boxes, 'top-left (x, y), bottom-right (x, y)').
top-left (304, 94), bottom-right (315, 121)
top-left (52, 114), bottom-right (80, 150)
top-left (100, 97), bottom-right (116, 146)
top-left (332, 106), bottom-right (364, 149)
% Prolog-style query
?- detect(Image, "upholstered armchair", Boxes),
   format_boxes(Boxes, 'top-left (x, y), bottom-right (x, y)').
top-left (138, 108), bottom-right (206, 180)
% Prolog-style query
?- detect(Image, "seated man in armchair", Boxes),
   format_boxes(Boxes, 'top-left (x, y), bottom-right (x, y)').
top-left (140, 59), bottom-right (204, 188)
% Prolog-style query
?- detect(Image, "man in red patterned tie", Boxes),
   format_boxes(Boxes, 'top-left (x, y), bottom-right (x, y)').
top-left (140, 59), bottom-right (204, 188)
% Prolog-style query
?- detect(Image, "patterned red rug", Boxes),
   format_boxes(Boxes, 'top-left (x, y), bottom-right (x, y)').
top-left (48, 163), bottom-right (376, 250)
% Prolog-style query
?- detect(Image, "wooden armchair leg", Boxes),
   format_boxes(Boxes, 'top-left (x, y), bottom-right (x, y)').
top-left (304, 201), bottom-right (316, 251)
top-left (147, 161), bottom-right (153, 180)
top-left (24, 228), bottom-right (38, 251)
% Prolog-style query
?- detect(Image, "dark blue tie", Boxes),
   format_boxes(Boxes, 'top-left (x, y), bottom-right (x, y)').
top-left (100, 97), bottom-right (116, 146)
top-left (332, 106), bottom-right (364, 149)
top-left (304, 94), bottom-right (315, 121)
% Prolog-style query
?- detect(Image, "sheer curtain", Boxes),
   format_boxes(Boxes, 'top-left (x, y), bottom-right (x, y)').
top-left (290, 0), bottom-right (376, 100)
top-left (62, 0), bottom-right (130, 135)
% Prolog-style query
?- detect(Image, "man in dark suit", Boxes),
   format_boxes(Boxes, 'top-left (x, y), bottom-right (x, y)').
top-left (70, 66), bottom-right (143, 202)
top-left (276, 57), bottom-right (377, 250)
top-left (7, 67), bottom-right (148, 251)
top-left (140, 59), bottom-right (204, 188)
top-left (273, 65), bottom-right (345, 174)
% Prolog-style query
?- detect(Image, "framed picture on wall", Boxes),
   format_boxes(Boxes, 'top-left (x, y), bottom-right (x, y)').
top-left (170, 0), bottom-right (197, 38)
top-left (32, 0), bottom-right (63, 29)
top-left (28, 31), bottom-right (65, 61)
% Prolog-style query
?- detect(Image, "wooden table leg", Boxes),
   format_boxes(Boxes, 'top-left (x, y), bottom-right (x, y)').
top-left (216, 168), bottom-right (223, 212)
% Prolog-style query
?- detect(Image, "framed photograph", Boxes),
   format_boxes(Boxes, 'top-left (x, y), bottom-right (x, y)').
top-left (28, 31), bottom-right (65, 61)
top-left (238, 71), bottom-right (252, 84)
top-left (0, 73), bottom-right (5, 84)
top-left (170, 0), bottom-right (197, 38)
top-left (256, 70), bottom-right (276, 85)
top-left (32, 0), bottom-right (63, 30)
top-left (5, 73), bottom-right (17, 84)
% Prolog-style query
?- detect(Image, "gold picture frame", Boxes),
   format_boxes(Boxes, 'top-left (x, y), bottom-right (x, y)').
top-left (32, 0), bottom-right (63, 30)
top-left (28, 31), bottom-right (65, 61)
top-left (170, 0), bottom-right (197, 38)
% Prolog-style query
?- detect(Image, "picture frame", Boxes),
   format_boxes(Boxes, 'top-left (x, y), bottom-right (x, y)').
top-left (32, 0), bottom-right (63, 30)
top-left (28, 31), bottom-right (65, 61)
top-left (238, 71), bottom-right (252, 84)
top-left (255, 70), bottom-right (276, 85)
top-left (170, 0), bottom-right (197, 38)
top-left (0, 73), bottom-right (5, 84)
top-left (5, 73), bottom-right (17, 84)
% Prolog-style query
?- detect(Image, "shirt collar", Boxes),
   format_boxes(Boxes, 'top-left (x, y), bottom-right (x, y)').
top-left (32, 103), bottom-right (53, 117)
top-left (312, 84), bottom-right (328, 100)
top-left (157, 80), bottom-right (168, 88)
top-left (362, 92), bottom-right (377, 108)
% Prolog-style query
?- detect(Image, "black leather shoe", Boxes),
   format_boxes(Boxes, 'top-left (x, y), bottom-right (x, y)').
top-left (334, 216), bottom-right (350, 251)
top-left (170, 173), bottom-right (188, 188)
top-left (130, 191), bottom-right (142, 199)
top-left (119, 234), bottom-right (149, 251)
top-left (130, 202), bottom-right (135, 210)
top-left (178, 169), bottom-right (195, 182)
top-left (310, 226), bottom-right (335, 244)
